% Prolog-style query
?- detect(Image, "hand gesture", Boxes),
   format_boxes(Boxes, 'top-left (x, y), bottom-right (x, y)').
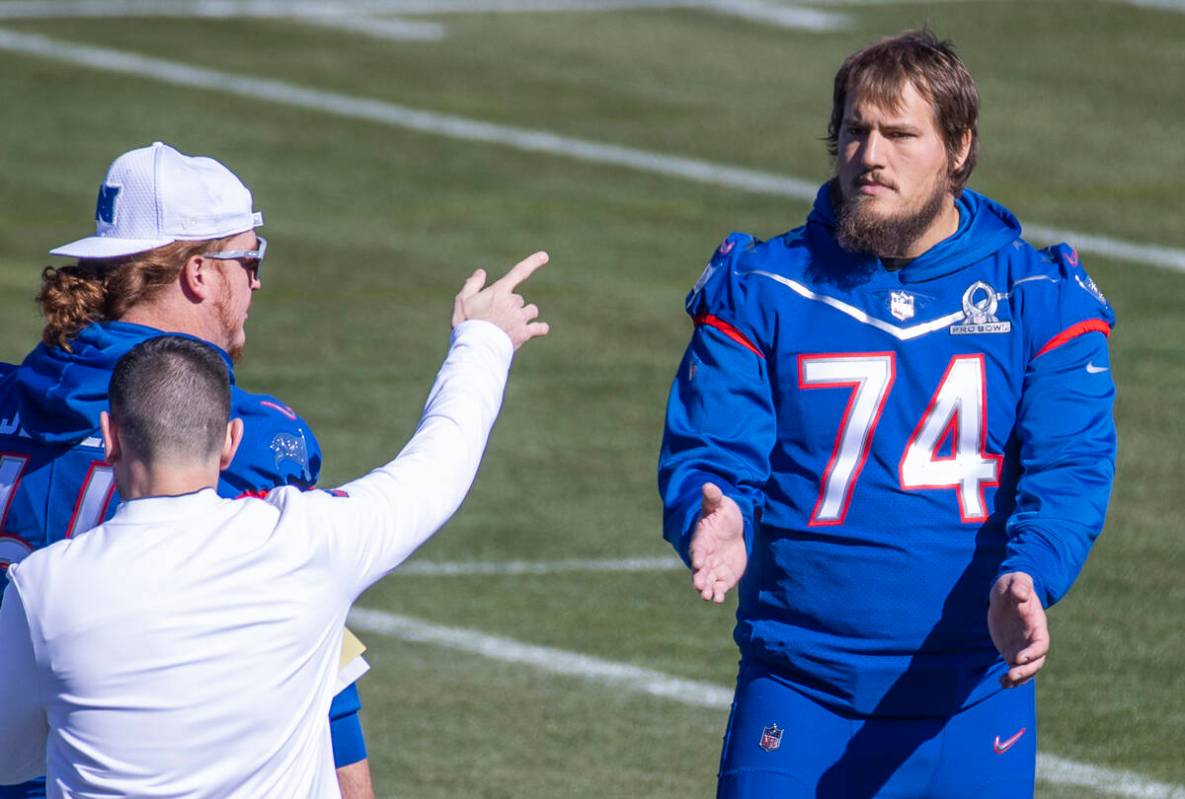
top-left (452, 251), bottom-right (550, 350)
top-left (689, 483), bottom-right (746, 604)
top-left (988, 572), bottom-right (1049, 688)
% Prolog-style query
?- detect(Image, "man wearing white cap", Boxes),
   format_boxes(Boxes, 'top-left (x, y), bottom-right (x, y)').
top-left (0, 253), bottom-right (549, 796)
top-left (0, 143), bottom-right (371, 798)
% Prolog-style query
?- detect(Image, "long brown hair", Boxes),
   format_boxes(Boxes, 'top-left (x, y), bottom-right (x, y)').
top-left (37, 236), bottom-right (233, 350)
top-left (826, 29), bottom-right (980, 195)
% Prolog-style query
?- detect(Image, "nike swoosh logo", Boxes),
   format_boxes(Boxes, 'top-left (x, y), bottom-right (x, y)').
top-left (994, 727), bottom-right (1027, 754)
top-left (1086, 362), bottom-right (1109, 374)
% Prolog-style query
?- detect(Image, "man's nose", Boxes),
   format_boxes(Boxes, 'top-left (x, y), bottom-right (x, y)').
top-left (858, 130), bottom-right (885, 169)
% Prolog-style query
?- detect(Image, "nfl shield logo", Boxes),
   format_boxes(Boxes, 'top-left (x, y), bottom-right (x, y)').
top-left (890, 291), bottom-right (915, 321)
top-left (759, 723), bottom-right (783, 752)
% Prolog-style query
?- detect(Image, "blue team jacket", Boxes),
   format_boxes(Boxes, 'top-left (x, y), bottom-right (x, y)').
top-left (659, 184), bottom-right (1117, 717)
top-left (0, 321), bottom-right (321, 566)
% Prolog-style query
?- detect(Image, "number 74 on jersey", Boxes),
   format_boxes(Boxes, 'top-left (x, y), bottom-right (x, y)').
top-left (798, 352), bottom-right (1001, 526)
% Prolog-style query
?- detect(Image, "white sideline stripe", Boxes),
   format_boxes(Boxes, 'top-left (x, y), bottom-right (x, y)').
top-left (1113, 0), bottom-right (1185, 11)
top-left (0, 0), bottom-right (712, 16)
top-left (701, 0), bottom-right (848, 29)
top-left (0, 0), bottom-right (707, 18)
top-left (298, 14), bottom-right (445, 41)
top-left (1038, 755), bottom-right (1185, 799)
top-left (0, 0), bottom-right (849, 26)
top-left (0, 31), bottom-right (821, 193)
top-left (398, 555), bottom-right (684, 576)
top-left (349, 606), bottom-right (1185, 797)
top-left (0, 28), bottom-right (1182, 275)
top-left (347, 606), bottom-right (735, 707)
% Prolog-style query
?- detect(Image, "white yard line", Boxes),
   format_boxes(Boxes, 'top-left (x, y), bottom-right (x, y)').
top-left (0, 30), bottom-right (1181, 272)
top-left (348, 606), bottom-right (734, 707)
top-left (703, 0), bottom-right (849, 29)
top-left (2, 31), bottom-right (1180, 272)
top-left (398, 555), bottom-right (683, 575)
top-left (0, 0), bottom-right (853, 31)
top-left (348, 606), bottom-right (1185, 798)
top-left (0, 0), bottom-right (696, 17)
top-left (298, 14), bottom-right (445, 41)
top-left (1, 27), bottom-right (1183, 272)
top-left (1038, 756), bottom-right (1185, 799)
top-left (1111, 0), bottom-right (1185, 11)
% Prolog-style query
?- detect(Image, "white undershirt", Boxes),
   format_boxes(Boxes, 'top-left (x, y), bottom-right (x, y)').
top-left (0, 320), bottom-right (513, 798)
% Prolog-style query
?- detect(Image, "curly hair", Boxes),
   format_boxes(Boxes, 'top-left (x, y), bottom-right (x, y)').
top-left (37, 236), bottom-right (234, 350)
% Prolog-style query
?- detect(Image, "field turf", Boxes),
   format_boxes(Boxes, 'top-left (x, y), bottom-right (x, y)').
top-left (0, 1), bottom-right (1182, 796)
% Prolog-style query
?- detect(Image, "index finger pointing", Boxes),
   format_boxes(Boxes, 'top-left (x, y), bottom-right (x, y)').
top-left (493, 251), bottom-right (549, 291)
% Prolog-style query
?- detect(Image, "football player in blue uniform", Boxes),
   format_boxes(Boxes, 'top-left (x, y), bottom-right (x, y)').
top-left (0, 143), bottom-right (375, 799)
top-left (659, 30), bottom-right (1116, 798)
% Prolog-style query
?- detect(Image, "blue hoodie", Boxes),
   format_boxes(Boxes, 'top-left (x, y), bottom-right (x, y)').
top-left (660, 184), bottom-right (1117, 717)
top-left (0, 320), bottom-right (321, 561)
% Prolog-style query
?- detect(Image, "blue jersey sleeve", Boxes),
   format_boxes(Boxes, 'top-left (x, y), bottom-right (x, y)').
top-left (1020, 243), bottom-right (1116, 362)
top-left (1001, 245), bottom-right (1117, 606)
top-left (659, 234), bottom-right (775, 566)
top-left (219, 390), bottom-right (323, 497)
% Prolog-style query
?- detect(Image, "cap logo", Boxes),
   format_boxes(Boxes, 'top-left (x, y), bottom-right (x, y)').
top-left (95, 184), bottom-right (120, 225)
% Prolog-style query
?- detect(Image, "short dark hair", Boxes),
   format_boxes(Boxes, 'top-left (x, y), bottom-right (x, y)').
top-left (109, 337), bottom-right (231, 464)
top-left (826, 29), bottom-right (980, 195)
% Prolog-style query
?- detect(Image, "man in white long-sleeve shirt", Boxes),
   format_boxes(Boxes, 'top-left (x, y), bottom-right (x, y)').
top-left (0, 252), bottom-right (549, 798)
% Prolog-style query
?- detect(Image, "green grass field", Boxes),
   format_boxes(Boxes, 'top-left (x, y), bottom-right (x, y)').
top-left (1, 1), bottom-right (1182, 796)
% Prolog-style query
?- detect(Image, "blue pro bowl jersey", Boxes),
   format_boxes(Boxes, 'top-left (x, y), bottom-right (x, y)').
top-left (0, 322), bottom-right (322, 562)
top-left (0, 322), bottom-right (339, 796)
top-left (659, 185), bottom-right (1117, 718)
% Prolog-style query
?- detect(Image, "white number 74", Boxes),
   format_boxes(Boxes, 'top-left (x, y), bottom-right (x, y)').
top-left (799, 353), bottom-right (1001, 526)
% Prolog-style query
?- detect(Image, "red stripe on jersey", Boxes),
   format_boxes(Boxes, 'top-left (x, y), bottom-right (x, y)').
top-left (1035, 319), bottom-right (1111, 359)
top-left (237, 489), bottom-right (270, 500)
top-left (694, 313), bottom-right (764, 359)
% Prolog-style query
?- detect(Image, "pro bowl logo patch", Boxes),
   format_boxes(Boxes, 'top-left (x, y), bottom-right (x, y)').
top-left (759, 723), bottom-right (783, 752)
top-left (270, 430), bottom-right (310, 480)
top-left (950, 281), bottom-right (1011, 335)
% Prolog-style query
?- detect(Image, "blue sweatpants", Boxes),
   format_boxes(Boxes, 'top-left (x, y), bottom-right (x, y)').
top-left (717, 663), bottom-right (1036, 798)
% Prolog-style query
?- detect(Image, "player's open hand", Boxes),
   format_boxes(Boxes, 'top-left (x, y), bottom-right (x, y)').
top-left (452, 251), bottom-right (550, 350)
top-left (988, 572), bottom-right (1049, 688)
top-left (689, 483), bottom-right (747, 604)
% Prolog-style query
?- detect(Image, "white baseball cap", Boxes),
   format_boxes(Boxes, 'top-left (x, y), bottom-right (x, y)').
top-left (50, 141), bottom-right (264, 260)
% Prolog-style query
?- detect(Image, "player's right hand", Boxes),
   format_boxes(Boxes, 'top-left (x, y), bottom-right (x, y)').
top-left (689, 482), bottom-right (747, 604)
top-left (988, 571), bottom-right (1049, 688)
top-left (453, 251), bottom-right (550, 350)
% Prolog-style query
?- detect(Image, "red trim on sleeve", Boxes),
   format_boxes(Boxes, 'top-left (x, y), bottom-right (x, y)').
top-left (236, 489), bottom-right (270, 500)
top-left (1034, 319), bottom-right (1111, 359)
top-left (694, 313), bottom-right (765, 359)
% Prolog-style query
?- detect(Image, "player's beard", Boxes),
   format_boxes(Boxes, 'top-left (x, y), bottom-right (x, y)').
top-left (835, 170), bottom-right (951, 259)
top-left (215, 290), bottom-right (246, 364)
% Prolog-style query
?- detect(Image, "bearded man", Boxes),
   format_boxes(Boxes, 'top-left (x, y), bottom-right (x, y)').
top-left (0, 142), bottom-right (375, 799)
top-left (659, 30), bottom-right (1116, 798)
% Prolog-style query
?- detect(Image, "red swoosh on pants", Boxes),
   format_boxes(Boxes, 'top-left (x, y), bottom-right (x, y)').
top-left (993, 727), bottom-right (1026, 754)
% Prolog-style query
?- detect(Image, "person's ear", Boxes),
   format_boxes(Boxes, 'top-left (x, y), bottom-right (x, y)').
top-left (100, 410), bottom-right (122, 464)
top-left (219, 418), bottom-right (244, 471)
top-left (180, 254), bottom-right (218, 302)
top-left (953, 128), bottom-right (973, 174)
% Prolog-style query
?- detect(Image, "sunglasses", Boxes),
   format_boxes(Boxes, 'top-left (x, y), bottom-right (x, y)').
top-left (203, 236), bottom-right (267, 278)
